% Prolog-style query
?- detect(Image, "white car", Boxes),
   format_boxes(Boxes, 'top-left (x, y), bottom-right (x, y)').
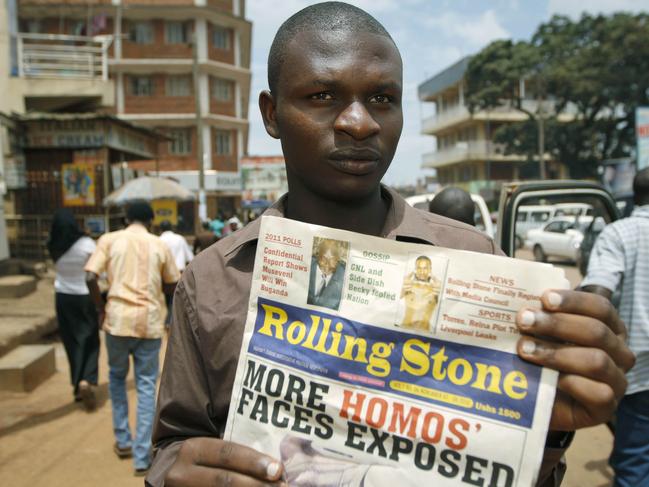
top-left (525, 216), bottom-right (604, 263)
top-left (515, 203), bottom-right (592, 249)
top-left (405, 192), bottom-right (494, 238)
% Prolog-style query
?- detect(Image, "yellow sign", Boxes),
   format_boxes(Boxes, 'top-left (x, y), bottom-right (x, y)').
top-left (62, 163), bottom-right (95, 206)
top-left (152, 199), bottom-right (178, 226)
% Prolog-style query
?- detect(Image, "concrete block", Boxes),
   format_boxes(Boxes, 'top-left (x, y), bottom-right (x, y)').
top-left (0, 275), bottom-right (37, 298)
top-left (0, 345), bottom-right (56, 392)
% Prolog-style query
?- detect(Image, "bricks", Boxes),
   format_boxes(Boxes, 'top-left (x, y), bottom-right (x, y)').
top-left (0, 345), bottom-right (56, 392)
top-left (0, 276), bottom-right (37, 299)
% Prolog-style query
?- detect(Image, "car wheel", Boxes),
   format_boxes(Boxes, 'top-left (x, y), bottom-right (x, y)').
top-left (533, 245), bottom-right (547, 262)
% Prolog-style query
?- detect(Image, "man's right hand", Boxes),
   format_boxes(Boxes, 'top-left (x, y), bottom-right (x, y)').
top-left (165, 438), bottom-right (286, 487)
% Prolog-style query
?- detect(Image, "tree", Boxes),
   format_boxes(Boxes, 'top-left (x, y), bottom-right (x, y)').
top-left (465, 13), bottom-right (649, 179)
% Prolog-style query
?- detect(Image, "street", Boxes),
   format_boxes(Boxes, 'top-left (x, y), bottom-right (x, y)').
top-left (0, 336), bottom-right (616, 486)
top-left (0, 254), bottom-right (617, 487)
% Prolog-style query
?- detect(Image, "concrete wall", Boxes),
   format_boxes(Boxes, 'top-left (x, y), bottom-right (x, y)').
top-left (0, 0), bottom-right (14, 261)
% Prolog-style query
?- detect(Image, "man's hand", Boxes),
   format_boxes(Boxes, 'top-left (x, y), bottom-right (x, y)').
top-left (165, 437), bottom-right (286, 487)
top-left (516, 289), bottom-right (635, 431)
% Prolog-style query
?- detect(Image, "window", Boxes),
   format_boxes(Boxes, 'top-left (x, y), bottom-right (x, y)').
top-left (25, 20), bottom-right (42, 33)
top-left (212, 26), bottom-right (231, 49)
top-left (165, 21), bottom-right (189, 44)
top-left (215, 130), bottom-right (231, 155)
top-left (545, 222), bottom-right (565, 233)
top-left (212, 78), bottom-right (232, 101)
top-left (169, 129), bottom-right (192, 155)
top-left (129, 76), bottom-right (154, 96)
top-left (166, 76), bottom-right (192, 96)
top-left (129, 21), bottom-right (154, 44)
top-left (70, 20), bottom-right (86, 36)
top-left (530, 211), bottom-right (551, 223)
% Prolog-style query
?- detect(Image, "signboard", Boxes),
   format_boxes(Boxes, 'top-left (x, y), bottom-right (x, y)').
top-left (62, 163), bottom-right (96, 206)
top-left (152, 199), bottom-right (178, 226)
top-left (25, 119), bottom-right (104, 149)
top-left (23, 118), bottom-right (157, 159)
top-left (241, 156), bottom-right (288, 202)
top-left (156, 170), bottom-right (241, 193)
top-left (637, 107), bottom-right (649, 170)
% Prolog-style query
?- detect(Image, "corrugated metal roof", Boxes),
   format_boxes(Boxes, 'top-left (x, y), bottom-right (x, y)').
top-left (418, 56), bottom-right (472, 100)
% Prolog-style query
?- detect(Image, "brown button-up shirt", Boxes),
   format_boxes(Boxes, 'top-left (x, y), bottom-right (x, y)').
top-left (148, 187), bottom-right (566, 486)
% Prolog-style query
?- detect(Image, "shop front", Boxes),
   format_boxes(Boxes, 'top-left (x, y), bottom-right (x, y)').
top-left (2, 113), bottom-right (163, 259)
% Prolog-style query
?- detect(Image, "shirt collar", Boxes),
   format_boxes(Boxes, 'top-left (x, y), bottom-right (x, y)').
top-left (631, 205), bottom-right (649, 218)
top-left (222, 185), bottom-right (443, 257)
top-left (126, 222), bottom-right (149, 233)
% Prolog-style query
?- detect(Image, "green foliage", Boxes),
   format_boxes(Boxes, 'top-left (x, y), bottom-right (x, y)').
top-left (465, 13), bottom-right (649, 178)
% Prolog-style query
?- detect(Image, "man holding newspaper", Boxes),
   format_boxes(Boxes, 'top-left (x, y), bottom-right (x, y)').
top-left (147, 3), bottom-right (635, 486)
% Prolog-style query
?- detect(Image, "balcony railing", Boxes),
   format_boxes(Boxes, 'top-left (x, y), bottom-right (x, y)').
top-left (422, 140), bottom-right (517, 168)
top-left (17, 33), bottom-right (113, 81)
top-left (421, 100), bottom-right (578, 134)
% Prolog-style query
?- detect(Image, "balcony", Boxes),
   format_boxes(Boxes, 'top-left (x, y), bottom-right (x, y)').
top-left (422, 140), bottom-right (525, 169)
top-left (421, 100), bottom-right (577, 135)
top-left (421, 105), bottom-right (472, 134)
top-left (13, 33), bottom-right (115, 111)
top-left (18, 33), bottom-right (112, 80)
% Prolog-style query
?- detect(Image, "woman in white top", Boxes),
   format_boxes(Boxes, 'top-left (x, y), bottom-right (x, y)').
top-left (47, 209), bottom-right (99, 409)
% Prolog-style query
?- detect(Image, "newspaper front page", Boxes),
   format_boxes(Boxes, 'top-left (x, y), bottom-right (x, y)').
top-left (225, 216), bottom-right (569, 487)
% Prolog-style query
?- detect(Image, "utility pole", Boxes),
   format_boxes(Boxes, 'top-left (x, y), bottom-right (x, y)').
top-left (191, 30), bottom-right (206, 226)
top-left (537, 97), bottom-right (546, 180)
top-left (536, 72), bottom-right (547, 180)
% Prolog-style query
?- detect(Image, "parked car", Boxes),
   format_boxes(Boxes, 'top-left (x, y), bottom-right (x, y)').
top-left (525, 216), bottom-right (600, 262)
top-left (405, 192), bottom-right (494, 238)
top-left (515, 203), bottom-right (592, 249)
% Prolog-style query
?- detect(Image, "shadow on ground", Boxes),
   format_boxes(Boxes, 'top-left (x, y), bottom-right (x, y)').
top-left (0, 379), bottom-right (134, 438)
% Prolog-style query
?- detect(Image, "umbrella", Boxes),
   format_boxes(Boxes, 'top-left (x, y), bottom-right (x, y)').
top-left (103, 176), bottom-right (195, 206)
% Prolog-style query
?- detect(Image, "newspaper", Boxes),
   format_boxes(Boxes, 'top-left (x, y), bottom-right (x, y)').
top-left (225, 216), bottom-right (569, 487)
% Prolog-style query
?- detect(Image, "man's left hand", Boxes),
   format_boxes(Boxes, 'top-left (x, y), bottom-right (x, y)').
top-left (516, 289), bottom-right (635, 431)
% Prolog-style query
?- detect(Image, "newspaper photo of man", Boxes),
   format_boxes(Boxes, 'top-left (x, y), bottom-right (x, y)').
top-left (307, 238), bottom-right (348, 310)
top-left (400, 255), bottom-right (442, 331)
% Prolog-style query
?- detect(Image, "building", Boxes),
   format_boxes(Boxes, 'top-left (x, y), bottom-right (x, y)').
top-left (418, 56), bottom-right (569, 203)
top-left (13, 0), bottom-right (251, 216)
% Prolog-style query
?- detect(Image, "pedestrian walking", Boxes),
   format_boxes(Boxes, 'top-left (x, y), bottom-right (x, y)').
top-left (159, 220), bottom-right (192, 325)
top-left (581, 167), bottom-right (649, 487)
top-left (47, 209), bottom-right (99, 410)
top-left (209, 214), bottom-right (225, 237)
top-left (85, 202), bottom-right (180, 476)
top-left (193, 221), bottom-right (219, 255)
top-left (159, 220), bottom-right (193, 272)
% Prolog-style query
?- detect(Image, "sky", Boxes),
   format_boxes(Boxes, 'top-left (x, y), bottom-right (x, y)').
top-left (245, 0), bottom-right (649, 186)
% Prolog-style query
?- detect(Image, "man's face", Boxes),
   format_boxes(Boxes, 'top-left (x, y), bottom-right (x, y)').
top-left (264, 29), bottom-right (403, 202)
top-left (415, 259), bottom-right (431, 281)
top-left (317, 247), bottom-right (340, 276)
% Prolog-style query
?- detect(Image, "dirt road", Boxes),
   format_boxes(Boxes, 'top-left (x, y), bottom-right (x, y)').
top-left (0, 338), bottom-right (615, 486)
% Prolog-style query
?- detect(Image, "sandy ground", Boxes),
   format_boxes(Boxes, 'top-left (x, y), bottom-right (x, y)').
top-left (0, 336), bottom-right (616, 486)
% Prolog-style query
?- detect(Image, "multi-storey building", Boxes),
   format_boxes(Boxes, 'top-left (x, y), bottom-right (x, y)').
top-left (14, 0), bottom-right (251, 215)
top-left (418, 57), bottom-right (569, 203)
